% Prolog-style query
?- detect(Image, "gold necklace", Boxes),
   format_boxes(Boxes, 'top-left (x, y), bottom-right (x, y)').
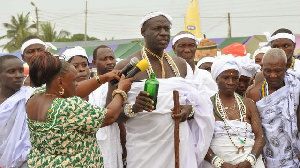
top-left (141, 46), bottom-right (180, 78)
top-left (45, 93), bottom-right (59, 97)
top-left (144, 47), bottom-right (166, 78)
top-left (290, 57), bottom-right (295, 69)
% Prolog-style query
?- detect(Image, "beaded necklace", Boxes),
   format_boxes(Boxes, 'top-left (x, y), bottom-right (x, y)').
top-left (214, 92), bottom-right (247, 154)
top-left (261, 79), bottom-right (268, 98)
top-left (290, 57), bottom-right (295, 69)
top-left (141, 46), bottom-right (180, 78)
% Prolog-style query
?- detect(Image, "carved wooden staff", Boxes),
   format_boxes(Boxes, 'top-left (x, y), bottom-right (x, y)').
top-left (173, 90), bottom-right (180, 168)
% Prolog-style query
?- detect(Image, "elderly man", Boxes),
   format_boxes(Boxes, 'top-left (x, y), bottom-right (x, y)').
top-left (203, 56), bottom-right (265, 168)
top-left (0, 55), bottom-right (35, 167)
top-left (247, 48), bottom-right (300, 167)
top-left (107, 12), bottom-right (214, 168)
top-left (172, 31), bottom-right (218, 97)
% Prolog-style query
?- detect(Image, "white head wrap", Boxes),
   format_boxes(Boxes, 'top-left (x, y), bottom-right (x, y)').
top-left (259, 31), bottom-right (295, 47)
top-left (196, 56), bottom-right (215, 68)
top-left (269, 33), bottom-right (295, 43)
top-left (140, 11), bottom-right (172, 28)
top-left (172, 33), bottom-right (200, 45)
top-left (61, 46), bottom-right (88, 62)
top-left (252, 46), bottom-right (271, 59)
top-left (235, 55), bottom-right (260, 77)
top-left (211, 55), bottom-right (240, 81)
top-left (21, 39), bottom-right (46, 54)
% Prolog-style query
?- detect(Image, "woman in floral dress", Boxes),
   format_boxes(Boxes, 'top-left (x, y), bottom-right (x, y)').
top-left (25, 53), bottom-right (133, 167)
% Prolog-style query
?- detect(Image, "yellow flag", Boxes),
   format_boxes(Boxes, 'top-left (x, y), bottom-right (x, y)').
top-left (184, 0), bottom-right (201, 38)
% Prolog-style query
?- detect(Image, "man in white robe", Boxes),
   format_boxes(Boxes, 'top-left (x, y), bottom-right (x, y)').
top-left (89, 45), bottom-right (123, 168)
top-left (172, 31), bottom-right (218, 97)
top-left (106, 12), bottom-right (214, 168)
top-left (247, 48), bottom-right (300, 167)
top-left (0, 55), bottom-right (35, 168)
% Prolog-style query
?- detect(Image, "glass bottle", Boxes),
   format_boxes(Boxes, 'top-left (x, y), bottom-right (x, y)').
top-left (144, 72), bottom-right (159, 109)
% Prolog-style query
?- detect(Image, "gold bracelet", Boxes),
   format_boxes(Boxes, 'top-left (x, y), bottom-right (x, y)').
top-left (94, 75), bottom-right (101, 85)
top-left (112, 89), bottom-right (127, 103)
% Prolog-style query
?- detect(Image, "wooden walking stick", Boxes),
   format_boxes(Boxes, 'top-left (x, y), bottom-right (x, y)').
top-left (173, 90), bottom-right (180, 168)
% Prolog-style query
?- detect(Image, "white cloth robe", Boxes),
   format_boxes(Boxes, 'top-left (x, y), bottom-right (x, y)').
top-left (256, 71), bottom-right (300, 168)
top-left (0, 86), bottom-right (35, 168)
top-left (89, 83), bottom-right (123, 168)
top-left (193, 68), bottom-right (218, 97)
top-left (125, 64), bottom-right (215, 168)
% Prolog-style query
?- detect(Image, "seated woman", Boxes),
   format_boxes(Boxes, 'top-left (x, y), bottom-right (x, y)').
top-left (203, 57), bottom-right (265, 168)
top-left (25, 52), bottom-right (133, 167)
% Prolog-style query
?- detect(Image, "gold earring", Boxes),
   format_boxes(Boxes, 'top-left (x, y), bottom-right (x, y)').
top-left (59, 87), bottom-right (65, 95)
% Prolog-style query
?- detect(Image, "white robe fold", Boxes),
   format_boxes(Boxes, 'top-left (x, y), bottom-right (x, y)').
top-left (125, 66), bottom-right (214, 168)
top-left (89, 83), bottom-right (123, 168)
top-left (0, 86), bottom-right (35, 168)
top-left (202, 120), bottom-right (265, 168)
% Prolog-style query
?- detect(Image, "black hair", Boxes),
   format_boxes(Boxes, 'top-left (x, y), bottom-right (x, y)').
top-left (92, 45), bottom-right (112, 60)
top-left (29, 52), bottom-right (71, 87)
top-left (0, 55), bottom-right (20, 72)
top-left (272, 28), bottom-right (294, 36)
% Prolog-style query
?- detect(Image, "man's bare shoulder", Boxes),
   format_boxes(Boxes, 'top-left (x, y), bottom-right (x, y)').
top-left (246, 81), bottom-right (263, 102)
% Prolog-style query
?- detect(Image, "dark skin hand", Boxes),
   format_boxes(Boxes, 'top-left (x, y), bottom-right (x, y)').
top-left (171, 105), bottom-right (192, 122)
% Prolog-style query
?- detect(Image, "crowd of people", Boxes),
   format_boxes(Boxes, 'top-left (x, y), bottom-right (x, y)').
top-left (0, 11), bottom-right (299, 168)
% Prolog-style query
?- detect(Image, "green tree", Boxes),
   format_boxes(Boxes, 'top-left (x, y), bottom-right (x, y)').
top-left (0, 13), bottom-right (35, 52)
top-left (39, 22), bottom-right (70, 42)
top-left (56, 33), bottom-right (98, 42)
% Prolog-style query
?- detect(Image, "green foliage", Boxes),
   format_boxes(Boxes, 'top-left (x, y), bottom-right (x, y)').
top-left (0, 13), bottom-right (35, 52)
top-left (39, 22), bottom-right (70, 42)
top-left (56, 33), bottom-right (98, 42)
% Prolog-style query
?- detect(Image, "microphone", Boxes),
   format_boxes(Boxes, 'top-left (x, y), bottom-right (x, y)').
top-left (110, 57), bottom-right (139, 86)
top-left (125, 59), bottom-right (149, 78)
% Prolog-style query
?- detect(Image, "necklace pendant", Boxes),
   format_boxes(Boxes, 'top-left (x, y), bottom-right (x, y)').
top-left (236, 146), bottom-right (245, 154)
top-left (238, 137), bottom-right (246, 144)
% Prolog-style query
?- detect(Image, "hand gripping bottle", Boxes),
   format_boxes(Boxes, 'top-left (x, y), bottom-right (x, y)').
top-left (144, 72), bottom-right (159, 110)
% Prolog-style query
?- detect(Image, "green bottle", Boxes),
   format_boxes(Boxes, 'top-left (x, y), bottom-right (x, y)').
top-left (144, 72), bottom-right (159, 109)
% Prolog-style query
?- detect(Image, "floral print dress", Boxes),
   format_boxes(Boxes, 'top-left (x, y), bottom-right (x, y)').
top-left (27, 88), bottom-right (107, 167)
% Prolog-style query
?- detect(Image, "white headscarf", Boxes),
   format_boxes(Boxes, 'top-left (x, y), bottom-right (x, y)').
top-left (21, 39), bottom-right (57, 54)
top-left (259, 31), bottom-right (295, 47)
top-left (21, 39), bottom-right (46, 54)
top-left (235, 55), bottom-right (260, 77)
top-left (196, 56), bottom-right (216, 68)
top-left (211, 55), bottom-right (240, 81)
top-left (252, 46), bottom-right (271, 59)
top-left (172, 33), bottom-right (200, 45)
top-left (61, 46), bottom-right (88, 62)
top-left (140, 11), bottom-right (172, 28)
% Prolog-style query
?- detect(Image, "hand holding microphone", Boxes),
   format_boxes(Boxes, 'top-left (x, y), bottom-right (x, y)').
top-left (110, 59), bottom-right (149, 87)
top-left (110, 57), bottom-right (139, 86)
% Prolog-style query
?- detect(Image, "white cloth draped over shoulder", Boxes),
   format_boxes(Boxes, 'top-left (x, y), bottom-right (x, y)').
top-left (89, 83), bottom-right (123, 168)
top-left (193, 68), bottom-right (218, 97)
top-left (0, 86), bottom-right (35, 168)
top-left (125, 65), bottom-right (214, 168)
top-left (202, 120), bottom-right (265, 168)
top-left (256, 71), bottom-right (300, 168)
